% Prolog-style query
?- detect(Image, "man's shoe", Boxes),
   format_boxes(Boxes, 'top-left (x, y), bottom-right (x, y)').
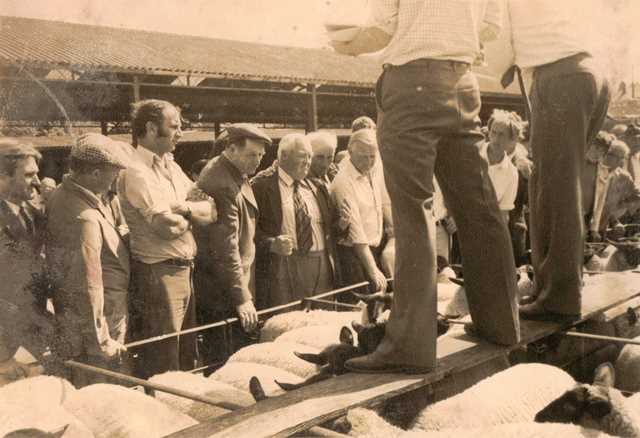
top-left (519, 301), bottom-right (580, 323)
top-left (344, 354), bottom-right (433, 375)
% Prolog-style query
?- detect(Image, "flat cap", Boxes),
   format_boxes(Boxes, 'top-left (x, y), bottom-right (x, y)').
top-left (218, 123), bottom-right (272, 148)
top-left (72, 133), bottom-right (128, 169)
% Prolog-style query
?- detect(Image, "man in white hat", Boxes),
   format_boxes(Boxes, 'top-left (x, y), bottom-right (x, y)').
top-left (46, 133), bottom-right (131, 386)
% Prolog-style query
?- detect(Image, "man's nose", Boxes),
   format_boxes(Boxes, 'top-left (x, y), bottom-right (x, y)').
top-left (32, 175), bottom-right (41, 187)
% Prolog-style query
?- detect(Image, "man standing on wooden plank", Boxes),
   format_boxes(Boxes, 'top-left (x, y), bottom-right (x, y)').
top-left (506, 1), bottom-right (611, 321)
top-left (331, 0), bottom-right (520, 374)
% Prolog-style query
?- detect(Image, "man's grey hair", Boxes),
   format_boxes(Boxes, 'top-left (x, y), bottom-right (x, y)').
top-left (306, 131), bottom-right (338, 153)
top-left (277, 133), bottom-right (312, 160)
top-left (348, 128), bottom-right (378, 152)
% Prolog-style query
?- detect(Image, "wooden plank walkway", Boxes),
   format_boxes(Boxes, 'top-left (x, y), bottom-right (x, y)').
top-left (169, 272), bottom-right (640, 438)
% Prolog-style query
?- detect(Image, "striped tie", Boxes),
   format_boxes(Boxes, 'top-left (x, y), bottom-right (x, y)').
top-left (293, 181), bottom-right (313, 254)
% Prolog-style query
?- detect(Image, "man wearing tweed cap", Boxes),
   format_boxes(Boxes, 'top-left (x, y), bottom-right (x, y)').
top-left (46, 134), bottom-right (131, 386)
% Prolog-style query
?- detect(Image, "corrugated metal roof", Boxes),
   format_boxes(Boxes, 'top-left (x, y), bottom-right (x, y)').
top-left (0, 15), bottom-right (382, 87)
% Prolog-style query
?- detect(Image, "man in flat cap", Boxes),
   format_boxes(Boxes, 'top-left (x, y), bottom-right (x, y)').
top-left (46, 134), bottom-right (131, 386)
top-left (119, 99), bottom-right (216, 377)
top-left (0, 138), bottom-right (51, 381)
top-left (196, 123), bottom-right (270, 362)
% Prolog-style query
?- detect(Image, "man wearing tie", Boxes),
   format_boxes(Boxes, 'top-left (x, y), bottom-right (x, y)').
top-left (0, 139), bottom-right (52, 380)
top-left (252, 134), bottom-right (339, 308)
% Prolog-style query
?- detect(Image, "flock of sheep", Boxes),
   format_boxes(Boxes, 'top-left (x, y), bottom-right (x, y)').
top-left (2, 248), bottom-right (640, 438)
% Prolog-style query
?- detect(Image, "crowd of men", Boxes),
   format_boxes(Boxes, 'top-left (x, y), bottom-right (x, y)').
top-left (0, 102), bottom-right (405, 384)
top-left (2, 0), bottom-right (636, 383)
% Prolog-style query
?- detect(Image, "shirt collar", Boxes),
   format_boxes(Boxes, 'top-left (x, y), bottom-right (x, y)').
top-left (135, 146), bottom-right (173, 169)
top-left (1, 199), bottom-right (22, 216)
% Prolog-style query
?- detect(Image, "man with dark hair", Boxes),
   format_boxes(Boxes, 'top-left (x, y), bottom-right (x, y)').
top-left (196, 124), bottom-right (270, 362)
top-left (0, 138), bottom-right (51, 381)
top-left (118, 99), bottom-right (216, 377)
top-left (46, 134), bottom-right (130, 386)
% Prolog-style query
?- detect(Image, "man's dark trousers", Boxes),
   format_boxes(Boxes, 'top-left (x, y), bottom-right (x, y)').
top-left (376, 59), bottom-right (521, 369)
top-left (529, 53), bottom-right (610, 315)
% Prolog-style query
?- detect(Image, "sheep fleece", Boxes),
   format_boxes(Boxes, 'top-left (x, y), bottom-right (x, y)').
top-left (226, 341), bottom-right (320, 378)
top-left (63, 383), bottom-right (197, 438)
top-left (412, 363), bottom-right (576, 430)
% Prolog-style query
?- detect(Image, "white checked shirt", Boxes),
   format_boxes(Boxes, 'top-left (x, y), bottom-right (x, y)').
top-left (369, 0), bottom-right (503, 66)
top-left (479, 142), bottom-right (518, 211)
top-left (278, 168), bottom-right (325, 252)
top-left (507, 0), bottom-right (595, 69)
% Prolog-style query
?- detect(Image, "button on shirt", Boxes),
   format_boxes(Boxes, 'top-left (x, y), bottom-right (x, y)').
top-left (118, 146), bottom-right (196, 264)
top-left (278, 168), bottom-right (324, 252)
top-left (479, 142), bottom-right (518, 211)
top-left (369, 0), bottom-right (503, 66)
top-left (508, 0), bottom-right (595, 69)
top-left (331, 159), bottom-right (389, 247)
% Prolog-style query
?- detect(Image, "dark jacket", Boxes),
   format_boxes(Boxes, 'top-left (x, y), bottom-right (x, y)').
top-left (197, 154), bottom-right (258, 307)
top-left (0, 199), bottom-right (49, 361)
top-left (250, 167), bottom-right (340, 309)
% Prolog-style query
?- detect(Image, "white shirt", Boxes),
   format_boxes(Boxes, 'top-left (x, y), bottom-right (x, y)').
top-left (432, 178), bottom-right (448, 222)
top-left (118, 146), bottom-right (196, 264)
top-left (331, 159), bottom-right (388, 247)
top-left (591, 163), bottom-right (612, 232)
top-left (479, 142), bottom-right (518, 211)
top-left (369, 0), bottom-right (503, 66)
top-left (508, 0), bottom-right (595, 69)
top-left (278, 168), bottom-right (325, 252)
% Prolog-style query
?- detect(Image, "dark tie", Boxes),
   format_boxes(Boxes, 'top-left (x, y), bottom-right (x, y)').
top-left (19, 204), bottom-right (35, 237)
top-left (293, 181), bottom-right (313, 254)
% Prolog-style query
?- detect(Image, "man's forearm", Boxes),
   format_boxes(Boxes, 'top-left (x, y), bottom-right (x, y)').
top-left (151, 213), bottom-right (190, 239)
top-left (353, 243), bottom-right (380, 279)
top-left (331, 27), bottom-right (392, 56)
top-left (185, 200), bottom-right (216, 226)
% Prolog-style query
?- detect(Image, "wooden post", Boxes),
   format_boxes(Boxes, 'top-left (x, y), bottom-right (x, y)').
top-left (214, 121), bottom-right (221, 138)
top-left (132, 75), bottom-right (141, 102)
top-left (100, 120), bottom-right (108, 135)
top-left (306, 83), bottom-right (318, 133)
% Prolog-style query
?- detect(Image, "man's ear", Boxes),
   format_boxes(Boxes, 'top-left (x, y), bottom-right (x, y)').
top-left (145, 120), bottom-right (158, 137)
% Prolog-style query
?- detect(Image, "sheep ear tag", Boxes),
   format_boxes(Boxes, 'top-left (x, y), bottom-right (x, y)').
top-left (593, 362), bottom-right (615, 388)
top-left (340, 326), bottom-right (354, 345)
top-left (294, 351), bottom-right (325, 365)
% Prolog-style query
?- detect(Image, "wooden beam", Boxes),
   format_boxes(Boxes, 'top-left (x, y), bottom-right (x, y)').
top-left (306, 83), bottom-right (318, 133)
top-left (167, 272), bottom-right (640, 438)
top-left (561, 331), bottom-right (640, 346)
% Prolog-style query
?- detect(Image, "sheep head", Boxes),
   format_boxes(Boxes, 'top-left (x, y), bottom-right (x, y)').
top-left (535, 363), bottom-right (640, 437)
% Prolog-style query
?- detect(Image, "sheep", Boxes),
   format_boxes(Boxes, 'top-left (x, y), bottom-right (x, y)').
top-left (0, 375), bottom-right (76, 410)
top-left (260, 309), bottom-right (366, 342)
top-left (148, 371), bottom-right (254, 422)
top-left (346, 409), bottom-right (616, 438)
top-left (345, 363), bottom-right (576, 436)
top-left (276, 324), bottom-right (358, 350)
top-left (614, 337), bottom-right (640, 393)
top-left (225, 341), bottom-right (321, 378)
top-left (535, 363), bottom-right (640, 438)
top-left (0, 403), bottom-right (93, 438)
top-left (62, 383), bottom-right (198, 438)
top-left (443, 266), bottom-right (535, 318)
top-left (210, 361), bottom-right (304, 397)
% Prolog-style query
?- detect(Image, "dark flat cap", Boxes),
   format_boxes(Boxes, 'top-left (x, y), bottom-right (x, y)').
top-left (72, 133), bottom-right (128, 169)
top-left (220, 123), bottom-right (272, 146)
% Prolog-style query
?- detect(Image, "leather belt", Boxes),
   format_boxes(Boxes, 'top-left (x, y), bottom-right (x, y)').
top-left (154, 258), bottom-right (194, 267)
